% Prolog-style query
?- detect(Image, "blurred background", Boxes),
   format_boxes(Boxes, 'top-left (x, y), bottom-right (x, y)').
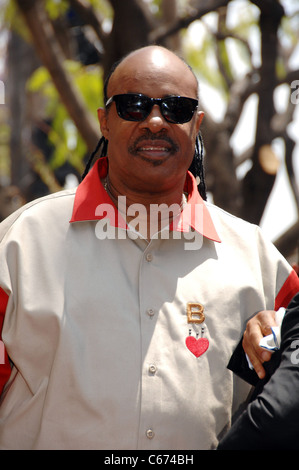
top-left (0, 0), bottom-right (298, 263)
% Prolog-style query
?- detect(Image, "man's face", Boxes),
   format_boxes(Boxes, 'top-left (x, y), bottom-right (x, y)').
top-left (98, 47), bottom-right (204, 195)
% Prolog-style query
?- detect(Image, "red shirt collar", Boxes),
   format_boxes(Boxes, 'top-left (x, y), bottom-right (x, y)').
top-left (70, 157), bottom-right (221, 242)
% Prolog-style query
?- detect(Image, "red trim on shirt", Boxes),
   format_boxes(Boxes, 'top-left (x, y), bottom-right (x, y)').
top-left (70, 157), bottom-right (221, 242)
top-left (275, 269), bottom-right (299, 310)
top-left (70, 157), bottom-right (112, 223)
top-left (0, 287), bottom-right (11, 395)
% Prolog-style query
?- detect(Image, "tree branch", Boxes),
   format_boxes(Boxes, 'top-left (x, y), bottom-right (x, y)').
top-left (274, 221), bottom-right (299, 259)
top-left (223, 71), bottom-right (259, 135)
top-left (102, 0), bottom-right (154, 78)
top-left (15, 0), bottom-right (100, 152)
top-left (284, 134), bottom-right (299, 214)
top-left (271, 89), bottom-right (299, 214)
top-left (278, 69), bottom-right (299, 86)
top-left (68, 0), bottom-right (108, 46)
top-left (150, 0), bottom-right (230, 43)
top-left (241, 0), bottom-right (284, 224)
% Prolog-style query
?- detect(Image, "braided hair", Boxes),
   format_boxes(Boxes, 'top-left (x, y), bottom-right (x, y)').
top-left (188, 132), bottom-right (207, 200)
top-left (81, 136), bottom-right (108, 180)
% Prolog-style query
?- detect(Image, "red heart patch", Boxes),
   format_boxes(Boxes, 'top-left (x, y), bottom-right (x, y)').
top-left (186, 336), bottom-right (209, 357)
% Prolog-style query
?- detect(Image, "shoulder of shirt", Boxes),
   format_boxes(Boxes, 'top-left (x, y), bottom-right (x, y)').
top-left (204, 200), bottom-right (273, 243)
top-left (205, 201), bottom-right (282, 260)
top-left (0, 188), bottom-right (76, 243)
top-left (205, 200), bottom-right (258, 228)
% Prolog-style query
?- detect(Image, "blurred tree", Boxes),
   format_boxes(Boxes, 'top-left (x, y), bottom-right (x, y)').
top-left (0, 0), bottom-right (298, 259)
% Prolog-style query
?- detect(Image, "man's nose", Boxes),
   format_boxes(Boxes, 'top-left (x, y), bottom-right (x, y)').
top-left (140, 105), bottom-right (169, 132)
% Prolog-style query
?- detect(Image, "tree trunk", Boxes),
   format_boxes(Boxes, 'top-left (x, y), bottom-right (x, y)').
top-left (241, 0), bottom-right (284, 224)
top-left (103, 0), bottom-right (154, 79)
top-left (6, 32), bottom-right (37, 187)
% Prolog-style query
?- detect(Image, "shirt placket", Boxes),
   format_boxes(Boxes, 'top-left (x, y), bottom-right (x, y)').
top-left (137, 240), bottom-right (163, 449)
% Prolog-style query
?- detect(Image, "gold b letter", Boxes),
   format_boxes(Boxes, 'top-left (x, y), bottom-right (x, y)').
top-left (187, 303), bottom-right (205, 324)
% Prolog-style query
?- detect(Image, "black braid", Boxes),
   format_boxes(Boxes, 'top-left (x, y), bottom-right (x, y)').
top-left (81, 64), bottom-right (117, 181)
top-left (81, 136), bottom-right (108, 180)
top-left (188, 132), bottom-right (207, 201)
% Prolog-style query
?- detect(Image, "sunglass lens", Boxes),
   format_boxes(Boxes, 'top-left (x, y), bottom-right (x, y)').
top-left (162, 97), bottom-right (196, 124)
top-left (117, 95), bottom-right (148, 121)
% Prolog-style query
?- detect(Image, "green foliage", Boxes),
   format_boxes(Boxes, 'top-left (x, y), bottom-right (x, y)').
top-left (45, 0), bottom-right (69, 20)
top-left (93, 0), bottom-right (113, 19)
top-left (0, 0), bottom-right (30, 41)
top-left (27, 61), bottom-right (103, 173)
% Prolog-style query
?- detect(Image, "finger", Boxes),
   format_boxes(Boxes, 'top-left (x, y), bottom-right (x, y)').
top-left (252, 310), bottom-right (276, 338)
top-left (246, 310), bottom-right (276, 344)
top-left (259, 312), bottom-right (277, 337)
top-left (242, 310), bottom-right (276, 379)
top-left (242, 331), bottom-right (267, 379)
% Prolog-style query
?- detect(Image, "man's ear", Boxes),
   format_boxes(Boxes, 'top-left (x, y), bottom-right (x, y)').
top-left (196, 111), bottom-right (204, 133)
top-left (97, 108), bottom-right (109, 139)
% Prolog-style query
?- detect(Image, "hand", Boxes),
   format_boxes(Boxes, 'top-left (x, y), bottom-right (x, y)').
top-left (242, 310), bottom-right (276, 379)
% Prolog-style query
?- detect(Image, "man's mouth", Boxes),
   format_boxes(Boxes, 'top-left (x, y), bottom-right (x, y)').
top-left (129, 134), bottom-right (179, 162)
top-left (137, 143), bottom-right (172, 157)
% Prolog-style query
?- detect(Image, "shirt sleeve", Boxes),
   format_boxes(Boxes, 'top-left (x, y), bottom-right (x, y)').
top-left (0, 287), bottom-right (11, 396)
top-left (218, 292), bottom-right (299, 450)
top-left (275, 269), bottom-right (299, 310)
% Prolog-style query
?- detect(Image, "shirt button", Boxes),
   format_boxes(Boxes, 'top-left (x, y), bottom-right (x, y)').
top-left (146, 429), bottom-right (155, 439)
top-left (146, 253), bottom-right (153, 262)
top-left (148, 364), bottom-right (157, 374)
top-left (147, 308), bottom-right (155, 317)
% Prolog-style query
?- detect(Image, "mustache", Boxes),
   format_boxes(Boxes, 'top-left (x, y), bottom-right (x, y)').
top-left (128, 132), bottom-right (179, 153)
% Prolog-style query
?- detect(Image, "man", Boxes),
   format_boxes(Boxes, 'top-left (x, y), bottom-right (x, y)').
top-left (0, 45), bottom-right (298, 450)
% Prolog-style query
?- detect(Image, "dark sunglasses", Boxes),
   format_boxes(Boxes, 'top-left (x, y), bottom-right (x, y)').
top-left (105, 93), bottom-right (198, 124)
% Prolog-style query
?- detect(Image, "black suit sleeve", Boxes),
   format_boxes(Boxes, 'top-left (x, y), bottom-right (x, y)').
top-left (218, 293), bottom-right (299, 450)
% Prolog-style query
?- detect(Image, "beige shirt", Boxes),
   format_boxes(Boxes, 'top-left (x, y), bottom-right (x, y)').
top-left (0, 157), bottom-right (298, 450)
